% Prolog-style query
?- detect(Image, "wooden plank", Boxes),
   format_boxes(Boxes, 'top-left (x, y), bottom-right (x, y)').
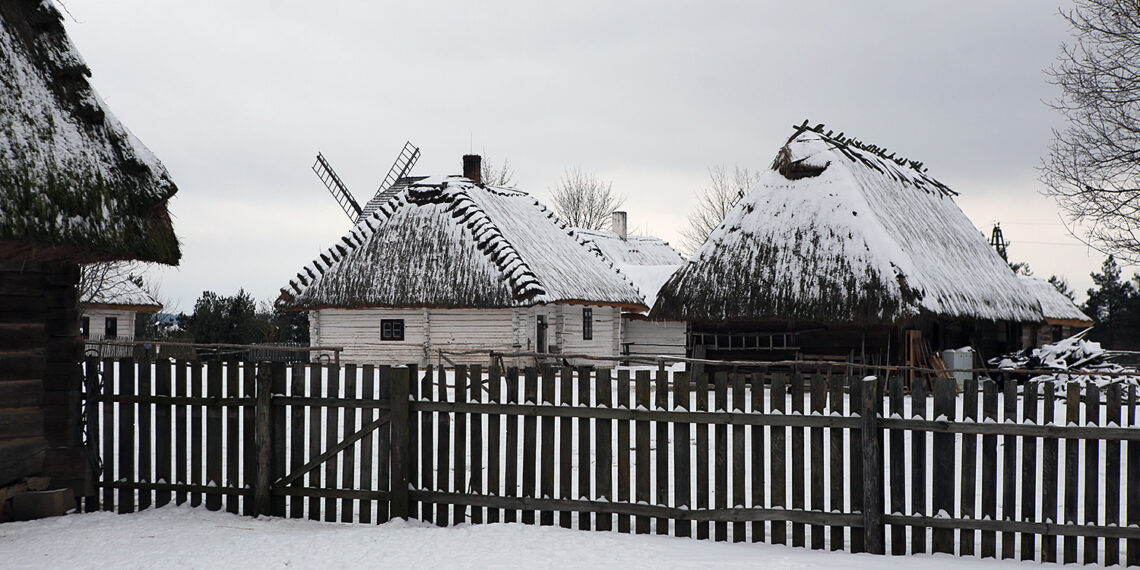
top-left (1040, 381), bottom-right (1058, 563)
top-left (323, 364), bottom-right (340, 521)
top-left (437, 365), bottom-right (452, 526)
top-left (558, 367), bottom-right (572, 529)
top-left (418, 366), bottom-right (434, 525)
top-left (932, 377), bottom-right (955, 554)
top-left (455, 365), bottom-right (469, 526)
top-left (226, 361), bottom-right (241, 515)
top-left (827, 372), bottom-right (843, 551)
top-left (471, 365), bottom-right (486, 525)
top-left (502, 367), bottom-right (517, 524)
top-left (342, 364), bottom-right (357, 522)
top-left (695, 370), bottom-right (711, 540)
top-left (155, 359), bottom-right (172, 509)
top-left (1001, 378), bottom-right (1016, 560)
top-left (656, 367), bottom-right (671, 536)
top-left (1105, 383), bottom-right (1122, 567)
top-left (190, 362), bottom-right (203, 508)
top-left (1020, 381), bottom-right (1038, 560)
top-left (84, 359), bottom-right (100, 513)
top-left (596, 368), bottom-right (613, 532)
top-left (377, 366), bottom-right (392, 524)
top-left (307, 363), bottom-right (322, 521)
top-left (243, 362), bottom-right (255, 516)
top-left (102, 358), bottom-right (115, 511)
top-left (732, 372), bottom-right (747, 543)
top-left (1063, 381), bottom-right (1080, 564)
top-left (790, 371), bottom-right (805, 547)
top-left (578, 367), bottom-right (593, 531)
top-left (911, 377), bottom-right (927, 554)
top-left (848, 374), bottom-right (864, 553)
top-left (119, 358), bottom-right (136, 514)
top-left (389, 367), bottom-right (410, 520)
top-left (137, 358), bottom-right (152, 511)
top-left (770, 372), bottom-right (787, 545)
top-left (713, 371), bottom-right (728, 542)
top-left (487, 366), bottom-right (502, 525)
top-left (205, 361), bottom-right (223, 512)
top-left (359, 364), bottom-right (375, 524)
top-left (809, 374), bottom-right (826, 549)
top-left (1127, 384), bottom-right (1139, 567)
top-left (287, 363), bottom-right (305, 519)
top-left (752, 373), bottom-right (766, 544)
top-left (960, 377), bottom-right (979, 557)
top-left (617, 368), bottom-right (631, 533)
top-left (271, 363), bottom-right (288, 517)
top-left (888, 375), bottom-right (906, 555)
top-left (406, 363), bottom-right (418, 520)
top-left (521, 367), bottom-right (538, 525)
top-left (539, 366), bottom-right (555, 527)
top-left (860, 375), bottom-right (885, 555)
top-left (253, 364), bottom-right (272, 516)
top-left (1085, 382), bottom-right (1101, 565)
top-left (635, 369), bottom-right (651, 535)
top-left (674, 370), bottom-right (692, 539)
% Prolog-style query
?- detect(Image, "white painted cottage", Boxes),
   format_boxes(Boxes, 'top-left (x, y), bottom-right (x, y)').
top-left (572, 212), bottom-right (687, 359)
top-left (276, 156), bottom-right (647, 367)
top-left (79, 277), bottom-right (161, 343)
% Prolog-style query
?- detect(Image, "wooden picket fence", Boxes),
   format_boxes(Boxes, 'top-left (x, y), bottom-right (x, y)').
top-left (84, 358), bottom-right (1140, 565)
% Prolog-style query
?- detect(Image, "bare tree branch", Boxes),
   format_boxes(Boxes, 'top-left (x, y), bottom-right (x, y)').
top-left (680, 165), bottom-right (761, 253)
top-left (480, 157), bottom-right (517, 187)
top-left (549, 167), bottom-right (625, 230)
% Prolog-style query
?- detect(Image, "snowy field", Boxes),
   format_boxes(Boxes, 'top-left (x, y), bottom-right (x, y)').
top-left (0, 506), bottom-right (1059, 569)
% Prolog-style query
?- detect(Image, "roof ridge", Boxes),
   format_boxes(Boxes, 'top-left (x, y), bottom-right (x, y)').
top-left (561, 225), bottom-right (648, 303)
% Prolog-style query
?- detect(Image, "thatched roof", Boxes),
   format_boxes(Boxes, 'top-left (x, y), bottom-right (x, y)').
top-left (276, 176), bottom-right (646, 311)
top-left (81, 278), bottom-right (161, 313)
top-left (1018, 275), bottom-right (1093, 327)
top-left (0, 1), bottom-right (179, 264)
top-left (572, 228), bottom-right (684, 311)
top-left (651, 121), bottom-right (1043, 325)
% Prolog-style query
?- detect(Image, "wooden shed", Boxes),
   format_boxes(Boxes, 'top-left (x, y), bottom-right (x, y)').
top-left (1018, 275), bottom-right (1094, 347)
top-left (276, 156), bottom-right (646, 367)
top-left (0, 1), bottom-right (179, 517)
top-left (651, 122), bottom-right (1043, 367)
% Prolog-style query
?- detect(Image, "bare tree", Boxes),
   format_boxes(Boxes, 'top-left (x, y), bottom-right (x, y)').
top-left (549, 167), bottom-right (625, 230)
top-left (680, 165), bottom-right (761, 253)
top-left (1043, 0), bottom-right (1140, 262)
top-left (481, 157), bottom-right (517, 187)
top-left (78, 261), bottom-right (142, 315)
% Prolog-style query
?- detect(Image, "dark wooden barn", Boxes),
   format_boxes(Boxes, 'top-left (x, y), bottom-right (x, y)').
top-left (0, 1), bottom-right (179, 519)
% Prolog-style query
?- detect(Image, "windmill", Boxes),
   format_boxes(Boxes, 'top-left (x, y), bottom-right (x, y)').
top-left (311, 141), bottom-right (421, 224)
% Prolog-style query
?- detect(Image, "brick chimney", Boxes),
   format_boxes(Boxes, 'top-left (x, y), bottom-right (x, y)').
top-left (612, 211), bottom-right (627, 241)
top-left (463, 154), bottom-right (482, 184)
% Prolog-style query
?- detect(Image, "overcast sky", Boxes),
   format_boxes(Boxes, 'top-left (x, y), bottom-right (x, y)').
top-left (62, 0), bottom-right (1101, 313)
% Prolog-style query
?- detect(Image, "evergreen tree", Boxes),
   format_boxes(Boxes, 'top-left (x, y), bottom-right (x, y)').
top-left (1083, 255), bottom-right (1136, 348)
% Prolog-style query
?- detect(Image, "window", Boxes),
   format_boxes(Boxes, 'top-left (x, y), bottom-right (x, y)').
top-left (105, 317), bottom-right (117, 339)
top-left (80, 317), bottom-right (90, 339)
top-left (582, 308), bottom-right (593, 340)
top-left (381, 319), bottom-right (404, 341)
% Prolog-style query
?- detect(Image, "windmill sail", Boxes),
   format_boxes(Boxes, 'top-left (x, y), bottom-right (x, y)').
top-left (358, 142), bottom-right (420, 221)
top-left (312, 153), bottom-right (362, 222)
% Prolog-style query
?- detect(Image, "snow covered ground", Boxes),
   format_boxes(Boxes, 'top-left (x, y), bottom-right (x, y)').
top-left (0, 506), bottom-right (1058, 569)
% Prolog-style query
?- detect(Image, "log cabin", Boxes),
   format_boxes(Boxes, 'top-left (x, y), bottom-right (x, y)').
top-left (0, 1), bottom-right (179, 518)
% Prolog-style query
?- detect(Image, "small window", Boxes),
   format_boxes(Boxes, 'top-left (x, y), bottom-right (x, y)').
top-left (80, 317), bottom-right (90, 339)
top-left (105, 317), bottom-right (117, 339)
top-left (381, 319), bottom-right (404, 341)
top-left (582, 308), bottom-right (593, 340)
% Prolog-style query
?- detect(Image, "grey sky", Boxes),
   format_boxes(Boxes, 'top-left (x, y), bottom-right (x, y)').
top-left (62, 0), bottom-right (1098, 312)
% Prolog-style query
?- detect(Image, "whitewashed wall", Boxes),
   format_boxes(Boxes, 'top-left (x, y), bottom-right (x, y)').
top-left (622, 318), bottom-right (687, 358)
top-left (83, 308), bottom-right (136, 340)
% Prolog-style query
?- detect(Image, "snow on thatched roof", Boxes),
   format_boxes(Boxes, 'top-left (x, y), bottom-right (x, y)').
top-left (572, 228), bottom-right (684, 311)
top-left (651, 121), bottom-right (1043, 325)
top-left (81, 278), bottom-right (161, 313)
top-left (0, 1), bottom-right (179, 264)
top-left (1018, 275), bottom-right (1093, 327)
top-left (277, 176), bottom-right (646, 311)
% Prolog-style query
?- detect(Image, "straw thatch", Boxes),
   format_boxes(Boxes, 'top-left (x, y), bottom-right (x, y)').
top-left (1018, 275), bottom-right (1093, 328)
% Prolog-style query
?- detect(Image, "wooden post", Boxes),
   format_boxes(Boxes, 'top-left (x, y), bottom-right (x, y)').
top-left (390, 367), bottom-right (410, 520)
top-left (860, 375), bottom-right (884, 555)
top-left (253, 363), bottom-right (273, 517)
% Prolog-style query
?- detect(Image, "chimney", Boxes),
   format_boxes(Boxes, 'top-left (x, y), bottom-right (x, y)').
top-left (612, 211), bottom-right (627, 241)
top-left (463, 154), bottom-right (482, 184)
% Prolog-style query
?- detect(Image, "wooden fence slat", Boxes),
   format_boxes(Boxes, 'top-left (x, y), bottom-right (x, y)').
top-left (377, 366), bottom-right (392, 524)
top-left (487, 366), bottom-right (502, 525)
top-left (770, 372), bottom-right (787, 545)
top-left (1127, 384), bottom-right (1139, 567)
top-left (635, 370), bottom-right (652, 535)
top-left (1063, 382), bottom-right (1080, 564)
top-left (389, 367), bottom-right (410, 520)
top-left (558, 367), bottom-right (572, 529)
top-left (407, 363), bottom-right (419, 520)
top-left (1040, 381), bottom-right (1058, 563)
top-left (253, 363), bottom-right (272, 516)
top-left (732, 372), bottom-right (746, 543)
top-left (1000, 378), bottom-right (1016, 560)
top-left (418, 366), bottom-right (434, 525)
top-left (155, 360), bottom-right (172, 509)
top-left (502, 367), bottom-right (517, 524)
top-left (226, 361), bottom-right (241, 515)
top-left (359, 364), bottom-right (375, 524)
top-left (911, 378), bottom-right (927, 554)
top-left (323, 364), bottom-right (340, 522)
top-left (1106, 383), bottom-right (1122, 567)
top-left (751, 373), bottom-right (766, 544)
top-left (435, 365), bottom-right (451, 526)
top-left (205, 361), bottom-right (223, 512)
top-left (119, 358), bottom-right (136, 514)
top-left (960, 377), bottom-right (979, 557)
top-left (472, 365), bottom-right (486, 525)
top-left (521, 367), bottom-right (538, 525)
top-left (848, 375), bottom-right (864, 553)
top-left (242, 362), bottom-right (255, 515)
top-left (656, 367), bottom-right (671, 536)
top-left (289, 363), bottom-right (305, 519)
top-left (190, 362), bottom-right (203, 509)
top-left (888, 375), bottom-right (906, 555)
top-left (306, 363), bottom-right (322, 521)
top-left (617, 368), bottom-right (632, 534)
top-left (455, 365), bottom-right (470, 526)
top-left (271, 363), bottom-right (288, 518)
top-left (674, 371), bottom-right (692, 539)
top-left (539, 367), bottom-right (555, 527)
top-left (696, 370), bottom-right (711, 540)
top-left (1085, 382), bottom-right (1101, 565)
top-left (809, 374), bottom-right (826, 550)
top-left (932, 377), bottom-right (956, 555)
top-left (861, 376), bottom-right (885, 555)
top-left (1020, 381), bottom-right (1039, 561)
top-left (137, 359), bottom-right (153, 512)
top-left (578, 367), bottom-right (594, 531)
top-left (596, 368), bottom-right (613, 532)
top-left (790, 371), bottom-right (806, 547)
top-left (828, 372), bottom-right (843, 551)
top-left (102, 358), bottom-right (115, 511)
top-left (714, 371), bottom-right (729, 542)
top-left (341, 364), bottom-right (357, 522)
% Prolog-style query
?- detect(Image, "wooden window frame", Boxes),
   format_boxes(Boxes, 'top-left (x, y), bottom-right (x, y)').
top-left (582, 308), bottom-right (593, 341)
top-left (380, 319), bottom-right (405, 341)
top-left (104, 316), bottom-right (117, 339)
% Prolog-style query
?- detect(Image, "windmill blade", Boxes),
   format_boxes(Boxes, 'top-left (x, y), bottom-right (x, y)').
top-left (312, 153), bottom-right (362, 223)
top-left (358, 142), bottom-right (421, 221)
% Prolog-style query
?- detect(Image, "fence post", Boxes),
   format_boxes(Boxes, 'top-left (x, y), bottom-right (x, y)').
top-left (253, 363), bottom-right (273, 517)
top-left (860, 375), bottom-right (885, 554)
top-left (390, 367), bottom-right (411, 520)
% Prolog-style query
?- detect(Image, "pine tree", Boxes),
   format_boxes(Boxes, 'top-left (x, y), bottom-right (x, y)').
top-left (1083, 255), bottom-right (1135, 347)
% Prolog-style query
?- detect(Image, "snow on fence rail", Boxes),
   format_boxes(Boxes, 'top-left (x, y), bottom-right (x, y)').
top-left (83, 358), bottom-right (1140, 565)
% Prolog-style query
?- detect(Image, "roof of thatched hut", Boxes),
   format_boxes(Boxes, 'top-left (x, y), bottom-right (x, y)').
top-left (651, 121), bottom-right (1043, 325)
top-left (276, 174), bottom-right (646, 311)
top-left (572, 228), bottom-right (684, 311)
top-left (1018, 275), bottom-right (1093, 328)
top-left (0, 1), bottom-right (179, 264)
